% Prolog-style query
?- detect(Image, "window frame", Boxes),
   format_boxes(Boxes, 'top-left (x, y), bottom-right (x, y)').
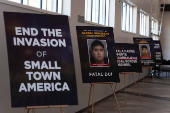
top-left (139, 10), bottom-right (149, 37)
top-left (7, 0), bottom-right (67, 15)
top-left (151, 17), bottom-right (158, 35)
top-left (121, 1), bottom-right (134, 33)
top-left (85, 0), bottom-right (114, 27)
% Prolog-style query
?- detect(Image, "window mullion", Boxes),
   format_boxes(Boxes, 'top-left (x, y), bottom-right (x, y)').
top-left (56, 0), bottom-right (58, 13)
top-left (125, 4), bottom-right (127, 31)
top-left (121, 2), bottom-right (123, 30)
top-left (46, 0), bottom-right (47, 10)
top-left (61, 0), bottom-right (63, 14)
top-left (129, 5), bottom-right (130, 31)
top-left (104, 0), bottom-right (106, 25)
top-left (144, 15), bottom-right (145, 35)
top-left (107, 0), bottom-right (110, 26)
top-left (131, 6), bottom-right (133, 32)
top-left (142, 13), bottom-right (144, 35)
top-left (143, 14), bottom-right (144, 35)
top-left (141, 14), bottom-right (143, 35)
top-left (140, 13), bottom-right (141, 34)
top-left (21, 0), bottom-right (23, 4)
top-left (143, 15), bottom-right (144, 35)
top-left (40, 0), bottom-right (42, 9)
top-left (145, 15), bottom-right (146, 36)
top-left (144, 15), bottom-right (146, 35)
top-left (98, 0), bottom-right (100, 24)
top-left (91, 0), bottom-right (93, 22)
top-left (143, 15), bottom-right (144, 34)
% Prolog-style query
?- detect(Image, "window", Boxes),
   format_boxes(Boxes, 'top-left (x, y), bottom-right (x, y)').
top-left (8, 0), bottom-right (70, 16)
top-left (121, 2), bottom-right (133, 32)
top-left (85, 0), bottom-right (115, 27)
top-left (121, 1), bottom-right (137, 33)
top-left (140, 9), bottom-right (149, 36)
top-left (151, 17), bottom-right (158, 35)
top-left (151, 18), bottom-right (159, 40)
top-left (140, 13), bottom-right (146, 36)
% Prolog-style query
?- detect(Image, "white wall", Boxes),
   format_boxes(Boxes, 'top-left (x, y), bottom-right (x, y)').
top-left (156, 1), bottom-right (170, 60)
top-left (0, 0), bottom-right (155, 113)
top-left (159, 1), bottom-right (170, 60)
top-left (160, 11), bottom-right (170, 60)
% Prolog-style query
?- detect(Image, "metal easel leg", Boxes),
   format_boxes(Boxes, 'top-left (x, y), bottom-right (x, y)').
top-left (124, 74), bottom-right (126, 104)
top-left (132, 74), bottom-right (142, 103)
top-left (60, 107), bottom-right (64, 113)
top-left (87, 84), bottom-right (92, 113)
top-left (27, 109), bottom-right (30, 113)
top-left (143, 70), bottom-right (145, 90)
top-left (92, 84), bottom-right (95, 113)
top-left (110, 84), bottom-right (121, 113)
top-left (32, 109), bottom-right (35, 113)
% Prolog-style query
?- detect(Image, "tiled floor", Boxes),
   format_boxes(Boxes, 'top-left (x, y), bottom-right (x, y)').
top-left (85, 76), bottom-right (170, 113)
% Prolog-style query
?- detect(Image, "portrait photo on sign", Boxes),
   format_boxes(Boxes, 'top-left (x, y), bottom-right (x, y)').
top-left (87, 39), bottom-right (110, 67)
top-left (139, 44), bottom-right (151, 59)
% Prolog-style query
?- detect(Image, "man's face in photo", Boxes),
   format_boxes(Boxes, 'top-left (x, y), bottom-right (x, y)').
top-left (142, 47), bottom-right (148, 56)
top-left (91, 45), bottom-right (105, 63)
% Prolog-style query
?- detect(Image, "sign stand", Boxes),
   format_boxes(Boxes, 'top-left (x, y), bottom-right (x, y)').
top-left (87, 82), bottom-right (121, 113)
top-left (138, 66), bottom-right (156, 89)
top-left (117, 72), bottom-right (142, 104)
top-left (26, 105), bottom-right (68, 113)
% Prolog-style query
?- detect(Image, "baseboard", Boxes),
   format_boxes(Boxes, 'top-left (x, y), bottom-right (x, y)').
top-left (75, 75), bottom-right (148, 113)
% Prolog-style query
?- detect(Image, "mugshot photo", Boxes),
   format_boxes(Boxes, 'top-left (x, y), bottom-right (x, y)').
top-left (87, 39), bottom-right (109, 67)
top-left (139, 44), bottom-right (151, 59)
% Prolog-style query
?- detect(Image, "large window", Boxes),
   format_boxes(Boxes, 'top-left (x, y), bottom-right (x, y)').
top-left (140, 10), bottom-right (149, 36)
top-left (8, 0), bottom-right (70, 16)
top-left (151, 17), bottom-right (159, 40)
top-left (151, 17), bottom-right (158, 35)
top-left (121, 2), bottom-right (133, 32)
top-left (85, 0), bottom-right (115, 27)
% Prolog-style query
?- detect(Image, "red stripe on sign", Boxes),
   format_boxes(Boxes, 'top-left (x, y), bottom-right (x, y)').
top-left (117, 59), bottom-right (138, 60)
top-left (89, 63), bottom-right (110, 66)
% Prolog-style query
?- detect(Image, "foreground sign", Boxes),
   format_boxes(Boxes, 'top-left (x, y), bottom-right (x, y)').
top-left (115, 43), bottom-right (142, 72)
top-left (153, 41), bottom-right (163, 63)
top-left (133, 37), bottom-right (155, 66)
top-left (4, 12), bottom-right (78, 107)
top-left (76, 26), bottom-right (120, 83)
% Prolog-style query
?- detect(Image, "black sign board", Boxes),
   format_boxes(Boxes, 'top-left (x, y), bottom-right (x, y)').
top-left (76, 26), bottom-right (120, 83)
top-left (115, 43), bottom-right (142, 72)
top-left (153, 40), bottom-right (163, 63)
top-left (133, 37), bottom-right (156, 66)
top-left (3, 12), bottom-right (78, 107)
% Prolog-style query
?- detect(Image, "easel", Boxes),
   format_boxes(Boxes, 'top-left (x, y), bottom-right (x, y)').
top-left (87, 82), bottom-right (121, 113)
top-left (138, 66), bottom-right (156, 89)
top-left (117, 72), bottom-right (142, 104)
top-left (26, 105), bottom-right (68, 113)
